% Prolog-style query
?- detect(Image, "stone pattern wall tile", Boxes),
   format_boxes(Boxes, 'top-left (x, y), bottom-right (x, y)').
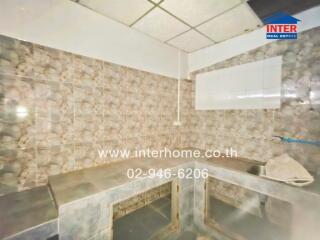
top-left (182, 27), bottom-right (320, 171)
top-left (113, 182), bottom-right (171, 220)
top-left (1, 27), bottom-right (319, 196)
top-left (208, 177), bottom-right (262, 217)
top-left (0, 35), bottom-right (181, 196)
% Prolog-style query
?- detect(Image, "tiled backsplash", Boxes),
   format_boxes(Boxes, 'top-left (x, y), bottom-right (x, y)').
top-left (0, 35), bottom-right (181, 195)
top-left (181, 27), bottom-right (320, 171)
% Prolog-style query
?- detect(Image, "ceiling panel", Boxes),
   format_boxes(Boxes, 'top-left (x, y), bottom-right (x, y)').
top-left (72, 0), bottom-right (267, 52)
top-left (149, 0), bottom-right (163, 3)
top-left (168, 30), bottom-right (213, 52)
top-left (133, 8), bottom-right (190, 42)
top-left (79, 0), bottom-right (154, 25)
top-left (160, 0), bottom-right (241, 26)
top-left (197, 3), bottom-right (262, 43)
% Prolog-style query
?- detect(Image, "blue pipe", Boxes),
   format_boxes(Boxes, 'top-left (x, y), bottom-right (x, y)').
top-left (274, 136), bottom-right (320, 146)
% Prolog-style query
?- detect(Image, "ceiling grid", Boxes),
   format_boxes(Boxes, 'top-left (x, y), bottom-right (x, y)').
top-left (76, 0), bottom-right (262, 53)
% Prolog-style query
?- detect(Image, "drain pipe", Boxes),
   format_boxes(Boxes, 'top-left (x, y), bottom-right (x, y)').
top-left (174, 50), bottom-right (181, 126)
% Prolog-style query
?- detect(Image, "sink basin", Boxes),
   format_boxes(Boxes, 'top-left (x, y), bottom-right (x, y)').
top-left (247, 165), bottom-right (266, 176)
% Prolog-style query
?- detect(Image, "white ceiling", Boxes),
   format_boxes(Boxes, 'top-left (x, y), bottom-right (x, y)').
top-left (133, 7), bottom-right (190, 41)
top-left (160, 0), bottom-right (241, 26)
top-left (168, 30), bottom-right (212, 52)
top-left (80, 0), bottom-right (154, 25)
top-left (76, 0), bottom-right (262, 53)
top-left (197, 4), bottom-right (262, 42)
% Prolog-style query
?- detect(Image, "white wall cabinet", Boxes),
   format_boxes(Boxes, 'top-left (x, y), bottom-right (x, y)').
top-left (195, 56), bottom-right (282, 110)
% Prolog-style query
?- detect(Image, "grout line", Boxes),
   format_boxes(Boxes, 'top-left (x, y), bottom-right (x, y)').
top-left (165, 29), bottom-right (191, 43)
top-left (147, 0), bottom-right (165, 6)
top-left (32, 42), bottom-right (40, 188)
top-left (71, 54), bottom-right (76, 171)
top-left (177, 50), bottom-right (181, 124)
top-left (129, 5), bottom-right (157, 27)
top-left (156, 5), bottom-right (216, 43)
top-left (102, 63), bottom-right (105, 149)
top-left (158, 1), bottom-right (259, 51)
top-left (74, 1), bottom-right (136, 28)
top-left (48, 183), bottom-right (59, 211)
top-left (130, 0), bottom-right (165, 27)
top-left (165, 31), bottom-right (215, 53)
top-left (5, 219), bottom-right (58, 239)
top-left (193, 2), bottom-right (244, 29)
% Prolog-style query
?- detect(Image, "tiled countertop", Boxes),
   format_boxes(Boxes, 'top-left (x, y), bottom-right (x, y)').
top-left (49, 156), bottom-right (195, 206)
top-left (49, 152), bottom-right (320, 207)
top-left (0, 186), bottom-right (58, 239)
top-left (199, 158), bottom-right (320, 206)
top-left (1, 152), bottom-right (320, 239)
top-left (203, 157), bottom-right (320, 198)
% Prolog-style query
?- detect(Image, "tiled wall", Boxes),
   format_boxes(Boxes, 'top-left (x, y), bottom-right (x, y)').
top-left (181, 27), bottom-right (320, 171)
top-left (113, 182), bottom-right (171, 220)
top-left (1, 27), bottom-right (319, 196)
top-left (0, 35), bottom-right (181, 195)
top-left (208, 177), bottom-right (262, 217)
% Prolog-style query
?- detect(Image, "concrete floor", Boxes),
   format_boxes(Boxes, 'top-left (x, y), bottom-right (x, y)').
top-left (113, 194), bottom-right (215, 240)
top-left (113, 196), bottom-right (172, 240)
top-left (208, 197), bottom-right (291, 240)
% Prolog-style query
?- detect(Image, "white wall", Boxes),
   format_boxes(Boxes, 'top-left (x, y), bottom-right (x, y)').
top-left (1, 1), bottom-right (319, 79)
top-left (188, 6), bottom-right (320, 73)
top-left (0, 0), bottom-right (188, 79)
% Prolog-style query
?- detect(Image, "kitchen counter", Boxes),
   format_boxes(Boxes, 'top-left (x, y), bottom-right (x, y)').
top-left (0, 186), bottom-right (58, 240)
top-left (49, 156), bottom-right (195, 207)
top-left (205, 156), bottom-right (320, 197)
top-left (1, 152), bottom-right (319, 239)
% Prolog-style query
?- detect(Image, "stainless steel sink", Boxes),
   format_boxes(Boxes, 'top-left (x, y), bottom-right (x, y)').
top-left (247, 165), bottom-right (266, 176)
